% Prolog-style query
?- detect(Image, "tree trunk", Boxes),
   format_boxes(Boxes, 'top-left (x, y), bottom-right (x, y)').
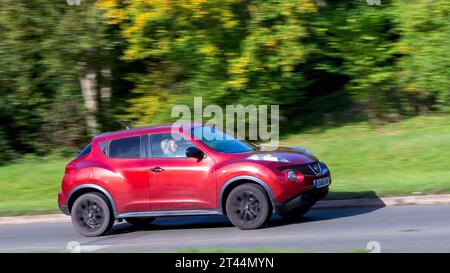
top-left (367, 92), bottom-right (380, 128)
top-left (79, 64), bottom-right (98, 134)
top-left (100, 67), bottom-right (111, 104)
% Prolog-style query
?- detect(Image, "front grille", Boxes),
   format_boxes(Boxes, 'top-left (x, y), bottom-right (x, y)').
top-left (278, 162), bottom-right (327, 176)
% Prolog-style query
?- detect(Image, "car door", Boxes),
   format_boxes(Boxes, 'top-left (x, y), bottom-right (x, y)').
top-left (147, 132), bottom-right (216, 211)
top-left (104, 135), bottom-right (151, 212)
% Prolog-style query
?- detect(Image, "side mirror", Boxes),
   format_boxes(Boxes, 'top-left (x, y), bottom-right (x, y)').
top-left (185, 146), bottom-right (206, 161)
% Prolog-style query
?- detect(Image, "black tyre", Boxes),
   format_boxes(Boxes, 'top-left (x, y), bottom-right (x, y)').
top-left (278, 205), bottom-right (311, 221)
top-left (226, 184), bottom-right (271, 230)
top-left (71, 192), bottom-right (114, 237)
top-left (125, 217), bottom-right (156, 227)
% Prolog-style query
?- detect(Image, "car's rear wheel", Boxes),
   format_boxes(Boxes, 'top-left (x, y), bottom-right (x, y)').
top-left (71, 192), bottom-right (114, 237)
top-left (124, 217), bottom-right (156, 227)
top-left (278, 205), bottom-right (312, 221)
top-left (226, 184), bottom-right (271, 230)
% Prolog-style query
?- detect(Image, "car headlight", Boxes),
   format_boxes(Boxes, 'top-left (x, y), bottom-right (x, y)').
top-left (246, 154), bottom-right (290, 163)
top-left (287, 170), bottom-right (297, 182)
top-left (292, 146), bottom-right (316, 157)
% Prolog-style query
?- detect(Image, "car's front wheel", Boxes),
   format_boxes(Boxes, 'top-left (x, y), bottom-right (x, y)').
top-left (71, 192), bottom-right (114, 237)
top-left (226, 184), bottom-right (271, 230)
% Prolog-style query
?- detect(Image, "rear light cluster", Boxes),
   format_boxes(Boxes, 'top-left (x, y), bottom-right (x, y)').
top-left (65, 164), bottom-right (76, 174)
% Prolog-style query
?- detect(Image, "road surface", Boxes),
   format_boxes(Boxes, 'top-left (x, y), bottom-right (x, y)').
top-left (1, 204), bottom-right (450, 253)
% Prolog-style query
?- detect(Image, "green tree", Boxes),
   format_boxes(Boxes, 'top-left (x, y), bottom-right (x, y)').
top-left (394, 0), bottom-right (450, 113)
top-left (98, 0), bottom-right (318, 125)
top-left (0, 0), bottom-right (122, 158)
top-left (312, 1), bottom-right (399, 124)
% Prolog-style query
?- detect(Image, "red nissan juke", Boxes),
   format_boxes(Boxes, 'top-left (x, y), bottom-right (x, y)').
top-left (58, 124), bottom-right (331, 236)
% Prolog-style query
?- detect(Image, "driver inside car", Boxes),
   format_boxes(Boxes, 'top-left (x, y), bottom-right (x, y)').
top-left (161, 138), bottom-right (178, 157)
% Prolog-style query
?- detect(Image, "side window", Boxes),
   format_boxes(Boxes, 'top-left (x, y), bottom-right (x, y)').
top-left (150, 133), bottom-right (195, 158)
top-left (99, 141), bottom-right (109, 156)
top-left (109, 136), bottom-right (141, 158)
top-left (76, 144), bottom-right (91, 158)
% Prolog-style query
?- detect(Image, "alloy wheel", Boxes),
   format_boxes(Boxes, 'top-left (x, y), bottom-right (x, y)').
top-left (231, 191), bottom-right (262, 222)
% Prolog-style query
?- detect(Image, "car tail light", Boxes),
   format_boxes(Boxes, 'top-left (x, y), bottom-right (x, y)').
top-left (65, 164), bottom-right (76, 174)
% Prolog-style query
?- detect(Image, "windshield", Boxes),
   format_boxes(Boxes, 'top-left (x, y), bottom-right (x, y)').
top-left (191, 126), bottom-right (257, 153)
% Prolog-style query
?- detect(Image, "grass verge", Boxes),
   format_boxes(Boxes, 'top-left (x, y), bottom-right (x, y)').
top-left (282, 115), bottom-right (450, 199)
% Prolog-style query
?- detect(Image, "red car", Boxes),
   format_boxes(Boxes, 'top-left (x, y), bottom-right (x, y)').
top-left (58, 124), bottom-right (331, 236)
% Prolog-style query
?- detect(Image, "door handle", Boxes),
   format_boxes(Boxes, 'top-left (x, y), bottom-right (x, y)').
top-left (149, 167), bottom-right (164, 173)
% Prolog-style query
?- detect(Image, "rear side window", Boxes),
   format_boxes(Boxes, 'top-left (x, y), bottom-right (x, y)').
top-left (109, 136), bottom-right (141, 158)
top-left (76, 144), bottom-right (91, 158)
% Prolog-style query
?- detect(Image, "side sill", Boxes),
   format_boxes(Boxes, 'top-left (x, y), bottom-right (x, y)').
top-left (117, 209), bottom-right (223, 219)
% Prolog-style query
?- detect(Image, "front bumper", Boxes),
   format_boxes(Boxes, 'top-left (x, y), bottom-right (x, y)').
top-left (274, 187), bottom-right (329, 214)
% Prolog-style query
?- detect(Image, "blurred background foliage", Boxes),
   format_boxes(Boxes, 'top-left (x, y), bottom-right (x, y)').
top-left (0, 0), bottom-right (449, 163)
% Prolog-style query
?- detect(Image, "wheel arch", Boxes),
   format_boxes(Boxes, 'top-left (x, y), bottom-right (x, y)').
top-left (67, 184), bottom-right (118, 218)
top-left (219, 176), bottom-right (277, 215)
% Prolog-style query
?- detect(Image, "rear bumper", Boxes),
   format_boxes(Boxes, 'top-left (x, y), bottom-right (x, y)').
top-left (59, 205), bottom-right (70, 215)
top-left (275, 187), bottom-right (329, 214)
top-left (58, 191), bottom-right (69, 215)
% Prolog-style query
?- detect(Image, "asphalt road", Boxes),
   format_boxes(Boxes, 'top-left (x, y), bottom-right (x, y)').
top-left (1, 204), bottom-right (450, 253)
